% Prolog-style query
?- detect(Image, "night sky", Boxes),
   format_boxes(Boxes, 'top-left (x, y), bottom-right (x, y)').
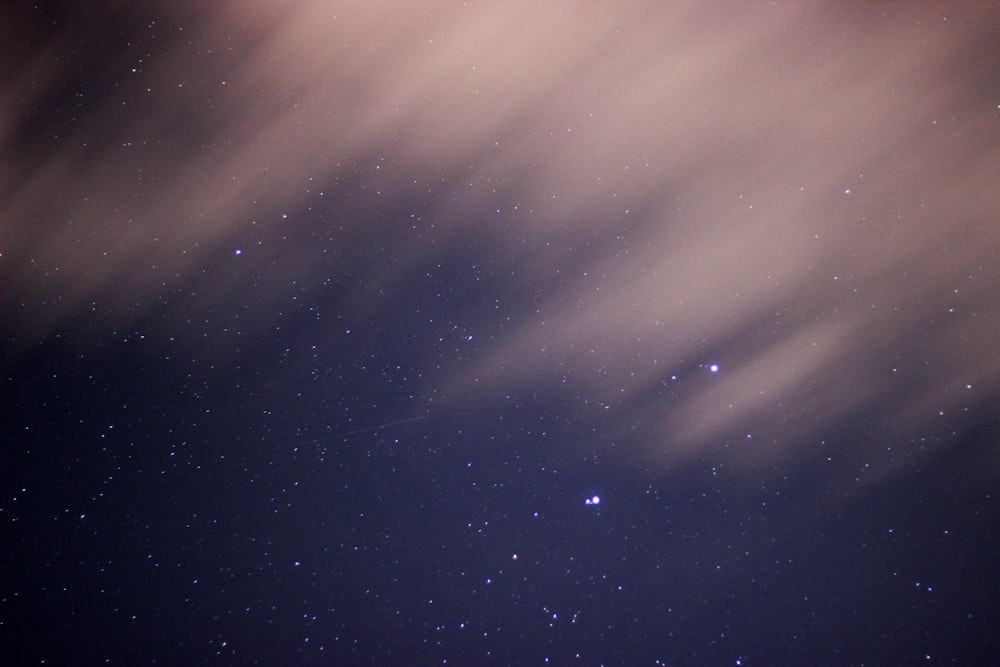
top-left (3, 2), bottom-right (1000, 665)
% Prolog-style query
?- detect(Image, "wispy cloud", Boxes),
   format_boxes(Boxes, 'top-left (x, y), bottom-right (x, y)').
top-left (5, 2), bottom-right (997, 484)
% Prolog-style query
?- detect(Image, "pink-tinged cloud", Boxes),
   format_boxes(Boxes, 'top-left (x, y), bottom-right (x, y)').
top-left (4, 2), bottom-right (998, 485)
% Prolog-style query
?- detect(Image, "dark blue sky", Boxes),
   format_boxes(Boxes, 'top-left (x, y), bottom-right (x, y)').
top-left (4, 2), bottom-right (1000, 665)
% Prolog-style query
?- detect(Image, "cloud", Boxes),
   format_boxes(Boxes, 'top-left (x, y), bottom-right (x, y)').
top-left (4, 1), bottom-right (998, 484)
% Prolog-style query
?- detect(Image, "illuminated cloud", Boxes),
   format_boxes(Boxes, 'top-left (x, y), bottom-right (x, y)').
top-left (4, 2), bottom-right (998, 486)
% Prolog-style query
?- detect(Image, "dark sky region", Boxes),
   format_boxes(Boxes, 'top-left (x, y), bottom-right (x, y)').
top-left (3, 2), bottom-right (1000, 665)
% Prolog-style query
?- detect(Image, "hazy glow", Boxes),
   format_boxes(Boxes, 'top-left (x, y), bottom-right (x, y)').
top-left (4, 2), bottom-right (998, 488)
